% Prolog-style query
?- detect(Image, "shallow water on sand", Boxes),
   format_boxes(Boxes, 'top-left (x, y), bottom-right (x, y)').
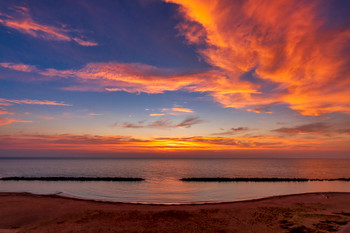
top-left (0, 158), bottom-right (350, 203)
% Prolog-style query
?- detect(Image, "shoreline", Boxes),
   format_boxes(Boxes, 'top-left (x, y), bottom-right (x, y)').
top-left (2, 191), bottom-right (350, 206)
top-left (1, 192), bottom-right (350, 232)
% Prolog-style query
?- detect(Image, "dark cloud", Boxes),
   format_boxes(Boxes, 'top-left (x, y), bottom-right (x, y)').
top-left (148, 117), bottom-right (174, 128)
top-left (121, 123), bottom-right (144, 128)
top-left (212, 127), bottom-right (249, 136)
top-left (113, 116), bottom-right (204, 130)
top-left (176, 116), bottom-right (204, 128)
top-left (272, 122), bottom-right (330, 135)
top-left (338, 128), bottom-right (350, 135)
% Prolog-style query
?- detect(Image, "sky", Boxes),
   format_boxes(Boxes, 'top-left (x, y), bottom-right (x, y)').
top-left (0, 0), bottom-right (349, 158)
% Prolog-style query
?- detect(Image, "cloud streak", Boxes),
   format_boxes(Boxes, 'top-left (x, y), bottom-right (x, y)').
top-left (0, 98), bottom-right (71, 106)
top-left (0, 7), bottom-right (97, 46)
top-left (176, 116), bottom-right (203, 128)
top-left (0, 63), bottom-right (37, 72)
top-left (161, 107), bottom-right (195, 115)
top-left (0, 107), bottom-right (14, 115)
top-left (118, 116), bottom-right (204, 129)
top-left (0, 98), bottom-right (70, 118)
top-left (0, 118), bottom-right (32, 126)
top-left (1, 61), bottom-right (259, 108)
top-left (171, 107), bottom-right (193, 113)
top-left (212, 127), bottom-right (249, 136)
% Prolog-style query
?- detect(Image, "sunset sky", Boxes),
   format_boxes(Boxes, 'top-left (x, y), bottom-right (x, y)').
top-left (0, 0), bottom-right (349, 158)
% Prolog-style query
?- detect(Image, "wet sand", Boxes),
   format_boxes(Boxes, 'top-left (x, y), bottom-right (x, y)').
top-left (0, 192), bottom-right (350, 233)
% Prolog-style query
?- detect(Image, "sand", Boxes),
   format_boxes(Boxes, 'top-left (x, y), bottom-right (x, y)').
top-left (0, 192), bottom-right (350, 233)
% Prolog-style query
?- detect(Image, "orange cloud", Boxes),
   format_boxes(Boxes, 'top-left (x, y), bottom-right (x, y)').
top-left (161, 107), bottom-right (194, 115)
top-left (0, 7), bottom-right (97, 46)
top-left (149, 113), bottom-right (165, 116)
top-left (1, 61), bottom-right (259, 106)
top-left (0, 61), bottom-right (267, 113)
top-left (171, 107), bottom-right (193, 113)
top-left (166, 0), bottom-right (350, 115)
top-left (0, 118), bottom-right (32, 126)
top-left (70, 62), bottom-right (205, 94)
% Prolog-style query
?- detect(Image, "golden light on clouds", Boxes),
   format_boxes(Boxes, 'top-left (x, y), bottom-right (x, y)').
top-left (166, 0), bottom-right (350, 116)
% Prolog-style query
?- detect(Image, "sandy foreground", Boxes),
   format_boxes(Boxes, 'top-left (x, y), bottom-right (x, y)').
top-left (0, 192), bottom-right (350, 233)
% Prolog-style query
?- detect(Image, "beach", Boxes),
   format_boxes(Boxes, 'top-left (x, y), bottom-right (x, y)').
top-left (1, 192), bottom-right (350, 233)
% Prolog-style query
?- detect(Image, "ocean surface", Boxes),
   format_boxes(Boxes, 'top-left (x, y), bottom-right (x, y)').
top-left (0, 158), bottom-right (350, 204)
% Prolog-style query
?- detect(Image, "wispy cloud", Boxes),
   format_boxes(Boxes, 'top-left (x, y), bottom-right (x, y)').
top-left (0, 6), bottom-right (97, 46)
top-left (119, 117), bottom-right (174, 129)
top-left (116, 116), bottom-right (204, 129)
top-left (0, 107), bottom-right (14, 115)
top-left (89, 113), bottom-right (103, 116)
top-left (247, 107), bottom-right (273, 114)
top-left (0, 117), bottom-right (32, 126)
top-left (212, 127), bottom-right (249, 136)
top-left (149, 113), bottom-right (165, 116)
top-left (338, 129), bottom-right (350, 135)
top-left (0, 98), bottom-right (71, 106)
top-left (272, 122), bottom-right (350, 137)
top-left (0, 62), bottom-right (262, 110)
top-left (148, 117), bottom-right (174, 128)
top-left (0, 98), bottom-right (70, 118)
top-left (72, 37), bottom-right (98, 47)
top-left (121, 122), bottom-right (144, 128)
top-left (37, 115), bottom-right (55, 120)
top-left (176, 116), bottom-right (204, 128)
top-left (0, 63), bottom-right (37, 72)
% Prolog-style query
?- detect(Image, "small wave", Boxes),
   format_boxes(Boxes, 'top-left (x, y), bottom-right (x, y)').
top-left (180, 177), bottom-right (350, 182)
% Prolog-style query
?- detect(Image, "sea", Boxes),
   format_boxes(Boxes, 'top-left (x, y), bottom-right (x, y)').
top-left (0, 158), bottom-right (350, 204)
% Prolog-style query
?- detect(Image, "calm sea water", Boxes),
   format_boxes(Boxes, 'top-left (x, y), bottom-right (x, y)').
top-left (0, 158), bottom-right (350, 204)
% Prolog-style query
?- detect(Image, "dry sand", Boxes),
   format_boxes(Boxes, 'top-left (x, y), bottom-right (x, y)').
top-left (0, 192), bottom-right (350, 233)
